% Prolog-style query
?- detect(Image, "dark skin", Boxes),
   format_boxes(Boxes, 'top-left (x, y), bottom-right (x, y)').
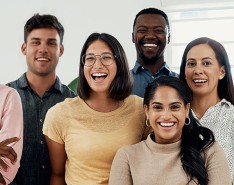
top-left (0, 137), bottom-right (20, 184)
top-left (132, 14), bottom-right (170, 75)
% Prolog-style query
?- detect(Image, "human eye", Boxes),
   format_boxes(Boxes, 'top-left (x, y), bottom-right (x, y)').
top-left (186, 60), bottom-right (196, 68)
top-left (101, 54), bottom-right (112, 61)
top-left (85, 55), bottom-right (95, 61)
top-left (203, 60), bottom-right (212, 66)
top-left (48, 41), bottom-right (57, 46)
top-left (154, 28), bottom-right (165, 34)
top-left (137, 28), bottom-right (147, 33)
top-left (31, 40), bottom-right (40, 45)
top-left (170, 104), bottom-right (181, 111)
top-left (153, 104), bottom-right (162, 111)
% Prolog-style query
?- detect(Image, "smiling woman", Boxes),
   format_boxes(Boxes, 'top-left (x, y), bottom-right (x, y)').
top-left (43, 32), bottom-right (151, 185)
top-left (179, 37), bottom-right (234, 181)
top-left (109, 76), bottom-right (232, 185)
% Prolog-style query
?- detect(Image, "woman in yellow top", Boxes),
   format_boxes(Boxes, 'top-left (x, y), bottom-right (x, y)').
top-left (43, 32), bottom-right (150, 185)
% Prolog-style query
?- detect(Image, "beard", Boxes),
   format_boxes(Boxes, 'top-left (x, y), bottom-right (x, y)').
top-left (140, 53), bottom-right (162, 65)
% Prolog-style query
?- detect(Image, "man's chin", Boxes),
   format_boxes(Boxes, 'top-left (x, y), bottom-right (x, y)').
top-left (142, 55), bottom-right (159, 65)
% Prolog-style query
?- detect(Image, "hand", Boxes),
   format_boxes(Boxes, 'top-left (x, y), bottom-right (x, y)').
top-left (0, 137), bottom-right (20, 171)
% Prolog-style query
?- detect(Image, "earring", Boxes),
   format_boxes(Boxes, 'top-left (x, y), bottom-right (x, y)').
top-left (145, 119), bottom-right (150, 127)
top-left (185, 117), bottom-right (190, 125)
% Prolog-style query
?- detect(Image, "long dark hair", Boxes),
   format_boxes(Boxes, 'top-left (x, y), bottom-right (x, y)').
top-left (143, 76), bottom-right (215, 185)
top-left (179, 37), bottom-right (234, 104)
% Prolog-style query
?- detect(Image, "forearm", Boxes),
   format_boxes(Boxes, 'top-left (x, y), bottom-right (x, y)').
top-left (0, 173), bottom-right (6, 185)
top-left (50, 174), bottom-right (66, 185)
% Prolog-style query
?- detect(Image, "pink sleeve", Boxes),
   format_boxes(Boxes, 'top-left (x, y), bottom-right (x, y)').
top-left (0, 87), bottom-right (23, 184)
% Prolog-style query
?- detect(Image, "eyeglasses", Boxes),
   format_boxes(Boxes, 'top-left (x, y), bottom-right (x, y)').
top-left (82, 53), bottom-right (116, 67)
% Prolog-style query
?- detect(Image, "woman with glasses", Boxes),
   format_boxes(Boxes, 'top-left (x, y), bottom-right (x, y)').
top-left (43, 33), bottom-right (151, 185)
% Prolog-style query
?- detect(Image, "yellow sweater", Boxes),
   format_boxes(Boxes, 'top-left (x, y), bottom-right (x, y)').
top-left (43, 95), bottom-right (150, 185)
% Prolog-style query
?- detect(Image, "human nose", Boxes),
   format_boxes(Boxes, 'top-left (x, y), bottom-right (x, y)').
top-left (38, 43), bottom-right (48, 53)
top-left (93, 55), bottom-right (103, 67)
top-left (194, 64), bottom-right (204, 75)
top-left (160, 109), bottom-right (172, 119)
top-left (145, 29), bottom-right (156, 38)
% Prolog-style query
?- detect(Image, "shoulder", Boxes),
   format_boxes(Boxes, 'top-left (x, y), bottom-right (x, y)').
top-left (0, 84), bottom-right (20, 99)
top-left (60, 84), bottom-right (77, 97)
top-left (116, 141), bottom-right (146, 158)
top-left (205, 141), bottom-right (226, 157)
top-left (126, 95), bottom-right (143, 104)
top-left (49, 96), bottom-right (79, 112)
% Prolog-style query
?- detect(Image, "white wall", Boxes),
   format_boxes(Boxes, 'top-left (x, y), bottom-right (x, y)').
top-left (0, 0), bottom-right (162, 85)
top-left (1, 0), bottom-right (233, 85)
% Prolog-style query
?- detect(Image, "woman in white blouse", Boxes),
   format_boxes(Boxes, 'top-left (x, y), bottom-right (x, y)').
top-left (179, 37), bottom-right (234, 181)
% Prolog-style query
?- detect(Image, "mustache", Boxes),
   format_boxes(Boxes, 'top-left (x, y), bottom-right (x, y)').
top-left (140, 40), bottom-right (161, 45)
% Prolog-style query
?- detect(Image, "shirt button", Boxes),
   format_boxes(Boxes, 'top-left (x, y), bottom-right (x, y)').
top-left (40, 119), bottom-right (43, 123)
top-left (40, 141), bottom-right (43, 144)
top-left (42, 165), bottom-right (45, 169)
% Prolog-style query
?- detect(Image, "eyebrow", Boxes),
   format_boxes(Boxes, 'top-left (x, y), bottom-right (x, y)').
top-left (187, 56), bottom-right (212, 61)
top-left (151, 102), bottom-right (182, 105)
top-left (30, 38), bottom-right (58, 42)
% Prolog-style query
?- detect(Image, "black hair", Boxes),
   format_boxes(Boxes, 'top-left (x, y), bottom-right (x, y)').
top-left (179, 37), bottom-right (234, 104)
top-left (133, 8), bottom-right (170, 33)
top-left (24, 13), bottom-right (64, 43)
top-left (78, 33), bottom-right (132, 100)
top-left (144, 76), bottom-right (215, 185)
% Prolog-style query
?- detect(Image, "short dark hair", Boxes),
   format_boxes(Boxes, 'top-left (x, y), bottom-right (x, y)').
top-left (179, 37), bottom-right (234, 104)
top-left (133, 8), bottom-right (170, 33)
top-left (24, 13), bottom-right (64, 43)
top-left (144, 76), bottom-right (215, 185)
top-left (78, 33), bottom-right (132, 100)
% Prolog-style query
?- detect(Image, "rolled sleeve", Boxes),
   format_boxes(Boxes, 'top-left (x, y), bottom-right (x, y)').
top-left (0, 86), bottom-right (23, 184)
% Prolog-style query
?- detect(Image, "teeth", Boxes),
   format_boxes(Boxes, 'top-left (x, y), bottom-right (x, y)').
top-left (37, 58), bottom-right (49, 61)
top-left (193, 79), bottom-right (207, 83)
top-left (92, 73), bottom-right (107, 77)
top-left (144, 43), bottom-right (157, 47)
top-left (159, 122), bottom-right (175, 127)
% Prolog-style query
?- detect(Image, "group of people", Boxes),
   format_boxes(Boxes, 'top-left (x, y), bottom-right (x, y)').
top-left (0, 7), bottom-right (233, 185)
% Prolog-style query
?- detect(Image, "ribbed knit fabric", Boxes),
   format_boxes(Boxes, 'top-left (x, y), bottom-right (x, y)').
top-left (109, 134), bottom-right (232, 185)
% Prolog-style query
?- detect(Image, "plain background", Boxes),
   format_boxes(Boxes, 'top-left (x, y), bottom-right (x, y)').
top-left (1, 0), bottom-right (234, 85)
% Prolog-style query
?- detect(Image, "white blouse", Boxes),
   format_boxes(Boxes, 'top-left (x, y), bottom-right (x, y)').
top-left (192, 99), bottom-right (234, 181)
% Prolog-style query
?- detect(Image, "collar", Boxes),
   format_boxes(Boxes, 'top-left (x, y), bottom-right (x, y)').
top-left (18, 73), bottom-right (64, 94)
top-left (132, 61), bottom-right (171, 75)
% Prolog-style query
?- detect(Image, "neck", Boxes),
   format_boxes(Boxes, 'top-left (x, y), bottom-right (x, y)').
top-left (85, 93), bottom-right (123, 112)
top-left (192, 94), bottom-right (221, 119)
top-left (137, 56), bottom-right (165, 74)
top-left (26, 71), bottom-right (56, 97)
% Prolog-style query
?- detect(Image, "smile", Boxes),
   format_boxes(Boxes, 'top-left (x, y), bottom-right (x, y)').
top-left (143, 43), bottom-right (157, 47)
top-left (159, 122), bottom-right (175, 127)
top-left (91, 73), bottom-right (107, 80)
top-left (36, 57), bottom-right (49, 61)
top-left (193, 79), bottom-right (207, 83)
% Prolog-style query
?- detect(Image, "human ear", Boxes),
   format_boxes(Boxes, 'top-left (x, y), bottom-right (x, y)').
top-left (21, 43), bottom-right (27, 55)
top-left (59, 44), bottom-right (64, 57)
top-left (144, 105), bottom-right (149, 119)
top-left (219, 66), bottom-right (225, 80)
top-left (132, 32), bottom-right (135, 43)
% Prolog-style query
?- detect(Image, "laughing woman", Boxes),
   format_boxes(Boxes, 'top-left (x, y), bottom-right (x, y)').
top-left (109, 76), bottom-right (231, 185)
top-left (43, 33), bottom-right (150, 185)
top-left (179, 37), bottom-right (234, 181)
